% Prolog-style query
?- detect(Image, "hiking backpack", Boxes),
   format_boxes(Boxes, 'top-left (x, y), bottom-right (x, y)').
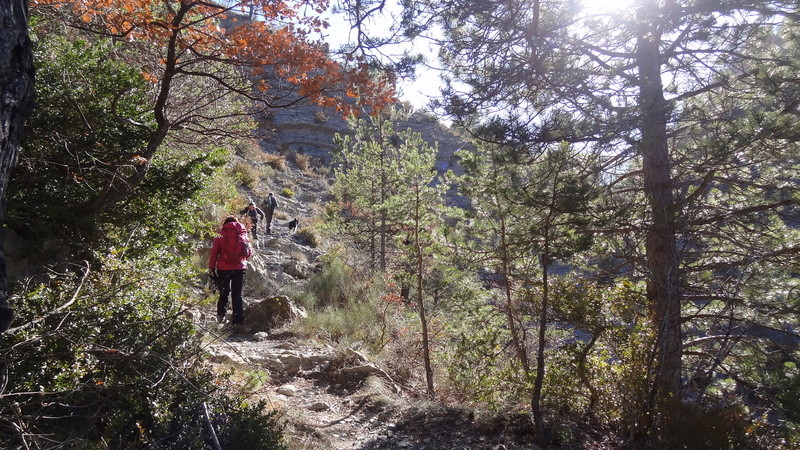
top-left (220, 225), bottom-right (252, 264)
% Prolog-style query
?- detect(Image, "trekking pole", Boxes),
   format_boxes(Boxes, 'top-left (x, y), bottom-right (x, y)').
top-left (208, 270), bottom-right (218, 295)
top-left (202, 402), bottom-right (222, 450)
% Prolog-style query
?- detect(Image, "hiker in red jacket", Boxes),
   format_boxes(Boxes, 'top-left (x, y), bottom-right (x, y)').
top-left (208, 216), bottom-right (253, 327)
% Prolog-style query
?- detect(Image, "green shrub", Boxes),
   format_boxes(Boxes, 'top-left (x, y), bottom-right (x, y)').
top-left (0, 254), bottom-right (286, 449)
top-left (292, 258), bottom-right (395, 347)
top-left (653, 402), bottom-right (764, 449)
top-left (281, 187), bottom-right (295, 198)
top-left (297, 257), bottom-right (353, 309)
top-left (258, 164), bottom-right (276, 180)
top-left (7, 34), bottom-right (226, 258)
top-left (231, 161), bottom-right (260, 188)
top-left (294, 226), bottom-right (319, 247)
top-left (545, 279), bottom-right (652, 429)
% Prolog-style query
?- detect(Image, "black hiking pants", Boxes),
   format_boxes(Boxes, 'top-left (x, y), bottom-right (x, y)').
top-left (248, 221), bottom-right (259, 240)
top-left (216, 269), bottom-right (245, 325)
top-left (265, 208), bottom-right (275, 233)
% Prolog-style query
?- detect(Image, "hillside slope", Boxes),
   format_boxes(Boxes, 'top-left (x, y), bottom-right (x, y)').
top-left (196, 106), bottom-right (547, 449)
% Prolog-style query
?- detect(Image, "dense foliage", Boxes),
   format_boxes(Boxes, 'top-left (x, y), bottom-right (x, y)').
top-left (322, 34), bottom-right (799, 443)
top-left (0, 254), bottom-right (286, 449)
top-left (1, 0), bottom-right (798, 448)
top-left (6, 32), bottom-right (226, 257)
top-left (0, 10), bottom-right (295, 449)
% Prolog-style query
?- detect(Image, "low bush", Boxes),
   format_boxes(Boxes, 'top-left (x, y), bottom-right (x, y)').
top-left (0, 254), bottom-right (286, 449)
top-left (295, 257), bottom-right (354, 309)
top-left (292, 256), bottom-right (399, 350)
top-left (653, 402), bottom-right (765, 449)
top-left (294, 153), bottom-right (310, 171)
top-left (258, 164), bottom-right (276, 180)
top-left (231, 161), bottom-right (260, 188)
top-left (264, 154), bottom-right (286, 170)
top-left (294, 226), bottom-right (320, 247)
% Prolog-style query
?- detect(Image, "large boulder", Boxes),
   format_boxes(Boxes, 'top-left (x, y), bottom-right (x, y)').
top-left (241, 242), bottom-right (321, 297)
top-left (243, 295), bottom-right (306, 332)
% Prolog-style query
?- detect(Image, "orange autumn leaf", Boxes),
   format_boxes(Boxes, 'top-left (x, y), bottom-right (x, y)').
top-left (33, 0), bottom-right (396, 118)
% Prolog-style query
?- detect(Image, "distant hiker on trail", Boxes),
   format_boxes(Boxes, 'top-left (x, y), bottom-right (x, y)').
top-left (208, 216), bottom-right (253, 328)
top-left (239, 202), bottom-right (265, 241)
top-left (263, 192), bottom-right (278, 234)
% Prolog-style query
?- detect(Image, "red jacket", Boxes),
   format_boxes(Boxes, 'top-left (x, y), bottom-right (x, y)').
top-left (208, 221), bottom-right (251, 270)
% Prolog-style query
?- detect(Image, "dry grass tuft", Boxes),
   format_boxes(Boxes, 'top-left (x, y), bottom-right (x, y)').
top-left (294, 153), bottom-right (310, 171)
top-left (264, 153), bottom-right (286, 170)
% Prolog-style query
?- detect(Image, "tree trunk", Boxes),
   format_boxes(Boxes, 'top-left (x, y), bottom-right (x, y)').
top-left (531, 234), bottom-right (549, 442)
top-left (0, 0), bottom-right (34, 332)
top-left (636, 2), bottom-right (681, 430)
top-left (379, 125), bottom-right (387, 272)
top-left (415, 188), bottom-right (435, 398)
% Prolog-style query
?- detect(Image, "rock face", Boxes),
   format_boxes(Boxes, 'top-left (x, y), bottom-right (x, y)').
top-left (265, 105), bottom-right (470, 171)
top-left (260, 102), bottom-right (472, 209)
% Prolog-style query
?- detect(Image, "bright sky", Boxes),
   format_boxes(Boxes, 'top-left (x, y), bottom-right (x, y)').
top-left (319, 5), bottom-right (442, 111)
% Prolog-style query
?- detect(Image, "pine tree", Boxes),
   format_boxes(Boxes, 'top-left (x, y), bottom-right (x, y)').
top-left (458, 140), bottom-right (601, 437)
top-left (331, 110), bottom-right (448, 397)
top-left (400, 0), bottom-right (799, 439)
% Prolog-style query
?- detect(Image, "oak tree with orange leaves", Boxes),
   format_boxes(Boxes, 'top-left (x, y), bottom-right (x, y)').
top-left (31, 0), bottom-right (395, 213)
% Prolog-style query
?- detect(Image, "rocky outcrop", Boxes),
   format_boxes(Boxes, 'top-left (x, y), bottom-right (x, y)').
top-left (259, 100), bottom-right (472, 208)
top-left (242, 295), bottom-right (306, 332)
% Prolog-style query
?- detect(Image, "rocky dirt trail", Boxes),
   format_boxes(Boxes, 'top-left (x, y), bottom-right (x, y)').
top-left (203, 330), bottom-right (405, 449)
top-left (201, 325), bottom-right (532, 450)
top-left (196, 217), bottom-right (532, 449)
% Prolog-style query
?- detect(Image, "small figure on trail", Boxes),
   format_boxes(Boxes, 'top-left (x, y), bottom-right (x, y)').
top-left (239, 201), bottom-right (265, 241)
top-left (208, 216), bottom-right (253, 328)
top-left (286, 217), bottom-right (299, 232)
top-left (263, 192), bottom-right (279, 234)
